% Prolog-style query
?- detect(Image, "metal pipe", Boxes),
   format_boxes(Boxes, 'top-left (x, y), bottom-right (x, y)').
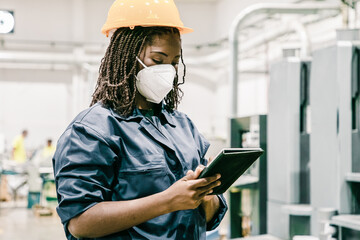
top-left (0, 62), bottom-right (71, 71)
top-left (186, 10), bottom-right (338, 68)
top-left (0, 51), bottom-right (101, 64)
top-left (230, 3), bottom-right (340, 117)
top-left (292, 21), bottom-right (311, 58)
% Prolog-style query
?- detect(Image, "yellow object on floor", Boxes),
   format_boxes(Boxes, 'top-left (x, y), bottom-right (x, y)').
top-left (0, 175), bottom-right (11, 201)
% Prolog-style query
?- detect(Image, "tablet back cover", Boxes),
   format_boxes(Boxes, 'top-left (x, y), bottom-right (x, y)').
top-left (200, 148), bottom-right (264, 194)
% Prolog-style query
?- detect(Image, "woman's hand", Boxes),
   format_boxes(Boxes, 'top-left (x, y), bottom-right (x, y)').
top-left (199, 156), bottom-right (222, 222)
top-left (164, 165), bottom-right (221, 212)
top-left (201, 157), bottom-right (217, 202)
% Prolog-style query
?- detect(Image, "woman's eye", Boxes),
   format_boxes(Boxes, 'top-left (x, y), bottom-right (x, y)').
top-left (152, 59), bottom-right (162, 64)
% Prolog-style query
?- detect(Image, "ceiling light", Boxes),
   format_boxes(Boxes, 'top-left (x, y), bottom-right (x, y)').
top-left (0, 10), bottom-right (15, 34)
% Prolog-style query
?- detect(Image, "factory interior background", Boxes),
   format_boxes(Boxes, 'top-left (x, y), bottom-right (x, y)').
top-left (0, 0), bottom-right (360, 239)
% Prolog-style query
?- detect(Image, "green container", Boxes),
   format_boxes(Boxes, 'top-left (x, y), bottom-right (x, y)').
top-left (27, 191), bottom-right (41, 209)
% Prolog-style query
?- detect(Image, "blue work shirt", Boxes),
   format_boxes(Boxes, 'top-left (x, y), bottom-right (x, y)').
top-left (53, 102), bottom-right (227, 240)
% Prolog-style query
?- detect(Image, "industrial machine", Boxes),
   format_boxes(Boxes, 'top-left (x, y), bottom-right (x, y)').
top-left (268, 56), bottom-right (312, 239)
top-left (229, 115), bottom-right (267, 238)
top-left (309, 29), bottom-right (360, 239)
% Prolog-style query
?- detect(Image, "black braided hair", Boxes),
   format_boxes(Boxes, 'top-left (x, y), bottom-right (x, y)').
top-left (90, 26), bottom-right (186, 116)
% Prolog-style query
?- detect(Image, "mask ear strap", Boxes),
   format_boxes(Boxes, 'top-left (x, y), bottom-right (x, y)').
top-left (136, 56), bottom-right (148, 69)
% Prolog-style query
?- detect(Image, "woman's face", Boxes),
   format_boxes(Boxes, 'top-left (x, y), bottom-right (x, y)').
top-left (139, 32), bottom-right (181, 71)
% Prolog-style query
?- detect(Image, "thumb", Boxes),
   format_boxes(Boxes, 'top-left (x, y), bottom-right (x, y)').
top-left (183, 170), bottom-right (195, 180)
top-left (193, 165), bottom-right (205, 178)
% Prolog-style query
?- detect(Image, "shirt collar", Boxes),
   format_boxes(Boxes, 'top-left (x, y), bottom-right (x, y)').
top-left (107, 102), bottom-right (176, 127)
top-left (159, 102), bottom-right (176, 127)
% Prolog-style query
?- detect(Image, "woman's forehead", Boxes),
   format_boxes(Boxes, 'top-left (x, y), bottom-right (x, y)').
top-left (146, 33), bottom-right (181, 54)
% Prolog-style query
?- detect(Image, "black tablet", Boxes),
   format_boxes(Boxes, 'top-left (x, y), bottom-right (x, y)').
top-left (198, 148), bottom-right (264, 195)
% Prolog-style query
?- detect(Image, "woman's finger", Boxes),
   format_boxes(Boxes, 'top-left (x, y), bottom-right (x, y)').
top-left (189, 174), bottom-right (221, 188)
top-left (197, 180), bottom-right (221, 194)
top-left (199, 189), bottom-right (214, 198)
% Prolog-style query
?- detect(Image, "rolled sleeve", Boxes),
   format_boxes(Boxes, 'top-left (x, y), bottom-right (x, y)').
top-left (206, 194), bottom-right (228, 231)
top-left (53, 122), bottom-right (118, 224)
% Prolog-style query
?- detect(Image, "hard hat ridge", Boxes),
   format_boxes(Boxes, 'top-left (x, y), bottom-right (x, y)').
top-left (101, 0), bottom-right (193, 37)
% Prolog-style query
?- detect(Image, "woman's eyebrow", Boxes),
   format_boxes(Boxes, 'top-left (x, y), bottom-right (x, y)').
top-left (151, 51), bottom-right (180, 58)
top-left (151, 51), bottom-right (168, 57)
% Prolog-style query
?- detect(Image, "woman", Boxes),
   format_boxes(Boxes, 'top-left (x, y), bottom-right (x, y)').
top-left (53, 1), bottom-right (227, 239)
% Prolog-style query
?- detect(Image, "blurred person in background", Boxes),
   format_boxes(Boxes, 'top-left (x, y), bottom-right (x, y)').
top-left (33, 138), bottom-right (57, 168)
top-left (11, 129), bottom-right (28, 163)
top-left (42, 139), bottom-right (56, 160)
top-left (53, 0), bottom-right (227, 239)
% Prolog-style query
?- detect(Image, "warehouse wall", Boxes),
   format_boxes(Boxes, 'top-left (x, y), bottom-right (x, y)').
top-left (0, 0), bottom-right (112, 43)
top-left (0, 0), bottom-right (344, 154)
top-left (0, 69), bottom-right (72, 150)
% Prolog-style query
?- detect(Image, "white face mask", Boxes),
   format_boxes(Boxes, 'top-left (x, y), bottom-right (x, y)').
top-left (135, 57), bottom-right (176, 104)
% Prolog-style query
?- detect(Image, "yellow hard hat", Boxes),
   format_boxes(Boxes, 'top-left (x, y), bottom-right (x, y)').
top-left (101, 0), bottom-right (193, 37)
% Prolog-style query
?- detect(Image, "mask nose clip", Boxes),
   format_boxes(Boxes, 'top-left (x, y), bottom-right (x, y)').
top-left (136, 56), bottom-right (148, 69)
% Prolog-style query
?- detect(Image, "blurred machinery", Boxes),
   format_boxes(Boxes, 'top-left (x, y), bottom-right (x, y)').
top-left (268, 54), bottom-right (312, 239)
top-left (267, 29), bottom-right (360, 240)
top-left (310, 29), bottom-right (360, 239)
top-left (229, 115), bottom-right (267, 238)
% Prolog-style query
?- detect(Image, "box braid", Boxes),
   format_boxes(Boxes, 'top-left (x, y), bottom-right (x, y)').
top-left (90, 26), bottom-right (186, 116)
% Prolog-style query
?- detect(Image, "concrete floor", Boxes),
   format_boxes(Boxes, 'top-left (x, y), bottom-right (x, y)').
top-left (0, 200), bottom-right (282, 240)
top-left (0, 201), bottom-right (65, 240)
top-left (0, 205), bottom-right (286, 240)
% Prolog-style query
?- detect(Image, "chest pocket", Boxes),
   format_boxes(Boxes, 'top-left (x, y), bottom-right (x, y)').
top-left (118, 123), bottom-right (166, 160)
top-left (113, 154), bottom-right (172, 200)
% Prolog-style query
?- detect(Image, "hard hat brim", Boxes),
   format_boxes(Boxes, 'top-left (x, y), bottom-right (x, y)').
top-left (102, 24), bottom-right (193, 37)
